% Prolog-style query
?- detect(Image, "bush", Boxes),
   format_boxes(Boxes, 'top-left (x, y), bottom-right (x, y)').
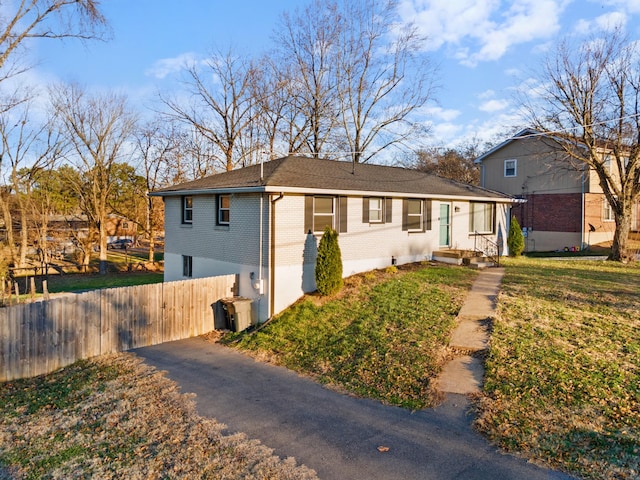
top-left (315, 226), bottom-right (343, 295)
top-left (507, 216), bottom-right (525, 256)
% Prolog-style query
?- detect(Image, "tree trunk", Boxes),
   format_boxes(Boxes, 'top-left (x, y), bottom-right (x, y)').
top-left (610, 205), bottom-right (634, 262)
top-left (0, 195), bottom-right (17, 266)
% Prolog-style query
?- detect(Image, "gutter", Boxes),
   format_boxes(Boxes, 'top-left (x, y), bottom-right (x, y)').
top-left (151, 185), bottom-right (516, 203)
top-left (269, 192), bottom-right (284, 319)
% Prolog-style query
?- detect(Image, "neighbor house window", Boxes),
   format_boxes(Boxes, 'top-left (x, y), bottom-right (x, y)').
top-left (603, 198), bottom-right (614, 222)
top-left (470, 202), bottom-right (495, 234)
top-left (217, 194), bottom-right (230, 225)
top-left (182, 255), bottom-right (193, 277)
top-left (182, 196), bottom-right (193, 224)
top-left (504, 159), bottom-right (517, 177)
top-left (402, 198), bottom-right (431, 232)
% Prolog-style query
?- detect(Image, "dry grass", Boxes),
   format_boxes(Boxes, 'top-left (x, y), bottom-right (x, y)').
top-left (476, 257), bottom-right (640, 479)
top-left (0, 354), bottom-right (317, 479)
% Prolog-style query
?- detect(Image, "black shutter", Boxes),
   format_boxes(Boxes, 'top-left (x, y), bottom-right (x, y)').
top-left (304, 196), bottom-right (313, 233)
top-left (339, 196), bottom-right (348, 233)
top-left (402, 199), bottom-right (408, 231)
top-left (362, 197), bottom-right (370, 223)
top-left (425, 199), bottom-right (432, 231)
top-left (384, 198), bottom-right (392, 223)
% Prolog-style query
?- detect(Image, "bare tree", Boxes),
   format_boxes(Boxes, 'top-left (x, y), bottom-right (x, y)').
top-left (134, 119), bottom-right (181, 262)
top-left (527, 27), bottom-right (640, 262)
top-left (162, 48), bottom-right (259, 172)
top-left (0, 102), bottom-right (64, 268)
top-left (336, 0), bottom-right (435, 164)
top-left (0, 0), bottom-right (108, 82)
top-left (273, 0), bottom-right (341, 157)
top-left (414, 147), bottom-right (480, 185)
top-left (50, 83), bottom-right (137, 273)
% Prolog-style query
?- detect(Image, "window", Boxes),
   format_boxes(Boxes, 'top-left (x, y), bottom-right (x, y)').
top-left (182, 196), bottom-right (193, 224)
top-left (217, 194), bottom-right (230, 225)
top-left (402, 198), bottom-right (431, 232)
top-left (369, 197), bottom-right (383, 222)
top-left (504, 159), bottom-right (517, 177)
top-left (305, 196), bottom-right (348, 234)
top-left (603, 198), bottom-right (614, 222)
top-left (313, 196), bottom-right (334, 232)
top-left (182, 255), bottom-right (193, 277)
top-left (470, 202), bottom-right (495, 234)
top-left (362, 197), bottom-right (392, 224)
top-left (407, 199), bottom-right (422, 231)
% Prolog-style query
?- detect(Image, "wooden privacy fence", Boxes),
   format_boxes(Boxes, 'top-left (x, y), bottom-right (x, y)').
top-left (0, 275), bottom-right (238, 382)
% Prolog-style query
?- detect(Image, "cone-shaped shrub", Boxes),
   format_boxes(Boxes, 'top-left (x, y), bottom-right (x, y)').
top-left (507, 216), bottom-right (525, 256)
top-left (315, 226), bottom-right (343, 295)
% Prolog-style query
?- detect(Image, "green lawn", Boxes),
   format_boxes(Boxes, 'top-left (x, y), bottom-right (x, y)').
top-left (476, 257), bottom-right (640, 479)
top-left (3, 257), bottom-right (638, 478)
top-left (44, 271), bottom-right (163, 293)
top-left (227, 263), bottom-right (477, 410)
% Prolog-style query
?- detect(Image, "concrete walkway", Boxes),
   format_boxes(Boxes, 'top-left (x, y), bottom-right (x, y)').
top-left (436, 268), bottom-right (504, 395)
top-left (134, 267), bottom-right (574, 479)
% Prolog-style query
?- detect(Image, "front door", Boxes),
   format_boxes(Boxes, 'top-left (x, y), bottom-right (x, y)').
top-left (439, 203), bottom-right (451, 247)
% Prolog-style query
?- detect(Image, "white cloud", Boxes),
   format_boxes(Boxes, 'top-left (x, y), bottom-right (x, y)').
top-left (478, 98), bottom-right (509, 112)
top-left (595, 11), bottom-right (628, 29)
top-left (398, 0), bottom-right (569, 66)
top-left (423, 105), bottom-right (461, 121)
top-left (478, 89), bottom-right (496, 100)
top-left (145, 52), bottom-right (200, 79)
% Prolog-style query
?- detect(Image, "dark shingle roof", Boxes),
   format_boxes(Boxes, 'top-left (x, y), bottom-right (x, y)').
top-left (153, 156), bottom-right (512, 200)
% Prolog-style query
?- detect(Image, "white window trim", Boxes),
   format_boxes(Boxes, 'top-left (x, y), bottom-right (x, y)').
top-left (504, 159), bottom-right (517, 177)
top-left (603, 198), bottom-right (614, 222)
top-left (218, 194), bottom-right (230, 225)
top-left (407, 199), bottom-right (423, 232)
top-left (369, 197), bottom-right (383, 223)
top-left (182, 196), bottom-right (193, 224)
top-left (470, 202), bottom-right (495, 234)
top-left (313, 196), bottom-right (335, 233)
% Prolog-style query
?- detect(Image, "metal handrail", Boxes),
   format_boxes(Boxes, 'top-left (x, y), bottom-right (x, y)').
top-left (473, 231), bottom-right (500, 267)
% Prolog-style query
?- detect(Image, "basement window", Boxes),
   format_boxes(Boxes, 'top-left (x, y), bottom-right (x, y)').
top-left (182, 255), bottom-right (193, 277)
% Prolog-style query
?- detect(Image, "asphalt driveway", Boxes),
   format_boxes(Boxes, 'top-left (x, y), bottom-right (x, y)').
top-left (134, 337), bottom-right (573, 480)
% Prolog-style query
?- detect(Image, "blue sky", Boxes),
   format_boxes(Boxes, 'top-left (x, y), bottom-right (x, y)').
top-left (24, 0), bottom-right (640, 150)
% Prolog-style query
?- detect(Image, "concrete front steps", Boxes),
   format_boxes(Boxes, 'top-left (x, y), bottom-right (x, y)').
top-left (433, 249), bottom-right (497, 269)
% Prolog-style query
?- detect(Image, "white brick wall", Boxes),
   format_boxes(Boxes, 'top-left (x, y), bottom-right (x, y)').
top-left (165, 192), bottom-right (510, 321)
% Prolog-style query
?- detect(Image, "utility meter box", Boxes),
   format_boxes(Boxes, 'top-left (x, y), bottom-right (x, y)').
top-left (220, 297), bottom-right (253, 332)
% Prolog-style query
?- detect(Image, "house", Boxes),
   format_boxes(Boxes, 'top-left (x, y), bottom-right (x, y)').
top-left (152, 156), bottom-right (517, 323)
top-left (474, 128), bottom-right (640, 252)
top-left (46, 214), bottom-right (137, 243)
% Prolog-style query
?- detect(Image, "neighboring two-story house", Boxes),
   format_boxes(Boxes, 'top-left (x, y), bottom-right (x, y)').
top-left (153, 156), bottom-right (516, 323)
top-left (475, 128), bottom-right (640, 252)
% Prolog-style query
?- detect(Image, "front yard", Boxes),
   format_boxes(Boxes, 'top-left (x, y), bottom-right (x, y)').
top-left (0, 258), bottom-right (638, 479)
top-left (477, 257), bottom-right (640, 479)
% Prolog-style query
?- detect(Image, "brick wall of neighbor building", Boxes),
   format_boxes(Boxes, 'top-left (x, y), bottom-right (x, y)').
top-left (583, 192), bottom-right (617, 246)
top-left (512, 193), bottom-right (582, 232)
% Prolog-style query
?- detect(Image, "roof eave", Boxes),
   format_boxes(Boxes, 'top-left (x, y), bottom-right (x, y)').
top-left (151, 184), bottom-right (515, 202)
